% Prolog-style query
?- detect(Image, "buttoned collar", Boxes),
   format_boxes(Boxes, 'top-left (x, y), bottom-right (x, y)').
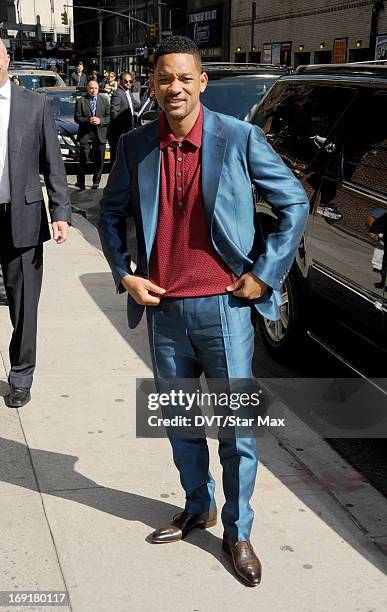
top-left (159, 104), bottom-right (203, 150)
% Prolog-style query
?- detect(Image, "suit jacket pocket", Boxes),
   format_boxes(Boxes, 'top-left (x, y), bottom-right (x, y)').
top-left (25, 188), bottom-right (44, 204)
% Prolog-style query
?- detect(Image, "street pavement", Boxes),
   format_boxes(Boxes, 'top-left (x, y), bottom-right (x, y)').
top-left (0, 186), bottom-right (387, 612)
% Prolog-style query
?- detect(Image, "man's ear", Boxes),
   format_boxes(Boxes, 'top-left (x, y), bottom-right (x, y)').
top-left (200, 71), bottom-right (208, 93)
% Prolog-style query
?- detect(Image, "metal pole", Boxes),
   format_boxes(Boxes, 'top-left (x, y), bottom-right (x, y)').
top-left (158, 1), bottom-right (162, 43)
top-left (251, 1), bottom-right (256, 56)
top-left (65, 4), bottom-right (151, 27)
top-left (98, 10), bottom-right (103, 74)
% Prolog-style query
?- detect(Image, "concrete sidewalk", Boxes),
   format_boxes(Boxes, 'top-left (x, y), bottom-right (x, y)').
top-left (0, 215), bottom-right (386, 612)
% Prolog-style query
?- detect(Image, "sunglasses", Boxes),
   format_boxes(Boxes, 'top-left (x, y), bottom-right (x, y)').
top-left (122, 79), bottom-right (133, 83)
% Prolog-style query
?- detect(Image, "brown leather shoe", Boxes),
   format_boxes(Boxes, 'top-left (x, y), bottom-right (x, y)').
top-left (150, 509), bottom-right (217, 544)
top-left (223, 537), bottom-right (262, 586)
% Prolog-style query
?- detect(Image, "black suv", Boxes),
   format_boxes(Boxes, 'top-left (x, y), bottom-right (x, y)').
top-left (249, 63), bottom-right (387, 378)
top-left (200, 62), bottom-right (290, 120)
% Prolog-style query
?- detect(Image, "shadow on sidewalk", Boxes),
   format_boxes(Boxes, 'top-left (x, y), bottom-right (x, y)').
top-left (0, 436), bottom-right (238, 580)
top-left (0, 381), bottom-right (9, 395)
top-left (79, 271), bottom-right (153, 371)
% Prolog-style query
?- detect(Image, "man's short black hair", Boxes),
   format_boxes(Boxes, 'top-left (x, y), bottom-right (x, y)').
top-left (154, 35), bottom-right (202, 69)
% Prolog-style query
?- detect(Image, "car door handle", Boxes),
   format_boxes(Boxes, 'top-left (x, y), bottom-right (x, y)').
top-left (316, 205), bottom-right (343, 221)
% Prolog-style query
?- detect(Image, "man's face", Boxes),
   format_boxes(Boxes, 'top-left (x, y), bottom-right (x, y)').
top-left (151, 53), bottom-right (208, 122)
top-left (87, 81), bottom-right (99, 96)
top-left (0, 41), bottom-right (10, 87)
top-left (120, 74), bottom-right (133, 90)
top-left (76, 64), bottom-right (83, 73)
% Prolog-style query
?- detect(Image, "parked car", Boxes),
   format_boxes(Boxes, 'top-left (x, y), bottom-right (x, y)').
top-left (200, 63), bottom-right (290, 120)
top-left (141, 63), bottom-right (290, 124)
top-left (35, 86), bottom-right (110, 164)
top-left (249, 62), bottom-right (387, 379)
top-left (9, 61), bottom-right (39, 70)
top-left (9, 69), bottom-right (65, 90)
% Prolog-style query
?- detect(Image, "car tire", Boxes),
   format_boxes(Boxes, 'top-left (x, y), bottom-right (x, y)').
top-left (257, 270), bottom-right (305, 360)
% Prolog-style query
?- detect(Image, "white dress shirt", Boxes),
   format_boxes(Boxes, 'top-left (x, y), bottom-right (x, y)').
top-left (125, 89), bottom-right (134, 127)
top-left (0, 78), bottom-right (11, 203)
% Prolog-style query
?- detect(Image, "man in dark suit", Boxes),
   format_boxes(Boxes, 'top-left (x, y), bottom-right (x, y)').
top-left (74, 80), bottom-right (110, 190)
top-left (98, 36), bottom-right (309, 587)
top-left (109, 71), bottom-right (140, 165)
top-left (0, 39), bottom-right (71, 408)
top-left (69, 60), bottom-right (88, 87)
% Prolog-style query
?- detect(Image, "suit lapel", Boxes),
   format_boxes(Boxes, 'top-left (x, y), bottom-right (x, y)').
top-left (83, 96), bottom-right (92, 116)
top-left (136, 108), bottom-right (226, 263)
top-left (120, 88), bottom-right (129, 109)
top-left (137, 122), bottom-right (161, 262)
top-left (201, 107), bottom-right (227, 226)
top-left (8, 83), bottom-right (29, 196)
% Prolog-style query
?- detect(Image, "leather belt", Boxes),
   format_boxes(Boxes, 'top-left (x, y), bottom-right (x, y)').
top-left (0, 202), bottom-right (10, 213)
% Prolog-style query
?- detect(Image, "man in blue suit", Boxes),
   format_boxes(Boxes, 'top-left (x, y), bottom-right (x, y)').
top-left (98, 36), bottom-right (309, 587)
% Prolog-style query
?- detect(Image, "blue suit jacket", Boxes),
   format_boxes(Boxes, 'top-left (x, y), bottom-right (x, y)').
top-left (98, 105), bottom-right (309, 329)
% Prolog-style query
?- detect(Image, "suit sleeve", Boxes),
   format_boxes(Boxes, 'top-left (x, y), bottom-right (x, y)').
top-left (97, 135), bottom-right (132, 293)
top-left (110, 91), bottom-right (122, 120)
top-left (100, 98), bottom-right (111, 126)
top-left (131, 93), bottom-right (141, 111)
top-left (74, 98), bottom-right (89, 125)
top-left (247, 125), bottom-right (309, 291)
top-left (40, 96), bottom-right (71, 224)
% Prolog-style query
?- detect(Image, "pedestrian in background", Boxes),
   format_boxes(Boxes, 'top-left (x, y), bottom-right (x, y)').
top-left (74, 80), bottom-right (110, 190)
top-left (10, 74), bottom-right (20, 86)
top-left (100, 71), bottom-right (118, 96)
top-left (136, 85), bottom-right (158, 124)
top-left (69, 60), bottom-right (88, 87)
top-left (109, 71), bottom-right (140, 165)
top-left (369, 211), bottom-right (387, 289)
top-left (0, 39), bottom-right (71, 408)
top-left (131, 72), bottom-right (142, 105)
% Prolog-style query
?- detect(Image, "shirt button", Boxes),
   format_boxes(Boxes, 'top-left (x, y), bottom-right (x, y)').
top-left (177, 157), bottom-right (183, 162)
top-left (178, 201), bottom-right (183, 207)
top-left (177, 186), bottom-right (183, 192)
top-left (176, 172), bottom-right (182, 177)
top-left (178, 143), bottom-right (183, 147)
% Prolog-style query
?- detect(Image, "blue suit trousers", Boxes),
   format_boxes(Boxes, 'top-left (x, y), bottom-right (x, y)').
top-left (146, 293), bottom-right (258, 541)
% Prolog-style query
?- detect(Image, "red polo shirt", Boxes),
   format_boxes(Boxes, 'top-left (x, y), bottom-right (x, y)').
top-left (148, 105), bottom-right (236, 297)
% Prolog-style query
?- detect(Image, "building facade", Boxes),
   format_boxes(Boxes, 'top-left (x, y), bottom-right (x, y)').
top-left (73, 0), bottom-right (187, 77)
top-left (0, 0), bottom-right (74, 63)
top-left (230, 0), bottom-right (387, 66)
top-left (186, 0), bottom-right (231, 61)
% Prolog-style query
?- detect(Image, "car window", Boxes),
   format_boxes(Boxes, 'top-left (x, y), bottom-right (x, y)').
top-left (19, 75), bottom-right (64, 90)
top-left (250, 81), bottom-right (356, 173)
top-left (200, 76), bottom-right (276, 120)
top-left (47, 93), bottom-right (77, 118)
top-left (343, 92), bottom-right (387, 199)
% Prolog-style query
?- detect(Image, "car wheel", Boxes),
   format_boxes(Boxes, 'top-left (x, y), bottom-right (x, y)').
top-left (258, 271), bottom-right (304, 359)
